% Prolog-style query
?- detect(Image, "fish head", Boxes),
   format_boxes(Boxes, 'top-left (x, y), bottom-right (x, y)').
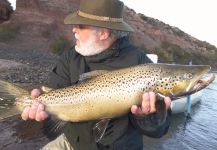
top-left (155, 64), bottom-right (215, 99)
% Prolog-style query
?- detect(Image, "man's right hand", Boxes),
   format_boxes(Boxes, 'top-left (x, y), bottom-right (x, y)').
top-left (21, 89), bottom-right (49, 121)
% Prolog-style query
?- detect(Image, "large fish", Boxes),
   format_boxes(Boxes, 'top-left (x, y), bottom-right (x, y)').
top-left (0, 63), bottom-right (215, 141)
top-left (0, 63), bottom-right (215, 122)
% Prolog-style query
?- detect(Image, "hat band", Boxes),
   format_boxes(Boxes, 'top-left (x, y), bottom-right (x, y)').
top-left (78, 11), bottom-right (123, 22)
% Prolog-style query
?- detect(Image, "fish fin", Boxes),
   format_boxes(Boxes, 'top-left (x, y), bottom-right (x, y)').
top-left (41, 86), bottom-right (54, 93)
top-left (0, 80), bottom-right (29, 120)
top-left (43, 116), bottom-right (67, 140)
top-left (79, 70), bottom-right (109, 82)
top-left (93, 118), bottom-right (111, 143)
top-left (0, 106), bottom-right (20, 121)
top-left (0, 80), bottom-right (29, 98)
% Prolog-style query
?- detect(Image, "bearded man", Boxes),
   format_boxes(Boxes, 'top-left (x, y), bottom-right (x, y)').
top-left (21, 0), bottom-right (171, 149)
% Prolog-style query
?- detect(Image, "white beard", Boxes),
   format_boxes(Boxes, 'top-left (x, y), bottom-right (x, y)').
top-left (74, 33), bottom-right (105, 56)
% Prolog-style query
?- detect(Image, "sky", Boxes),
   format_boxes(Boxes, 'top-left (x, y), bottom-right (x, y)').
top-left (124, 0), bottom-right (217, 47)
top-left (7, 0), bottom-right (217, 47)
top-left (8, 0), bottom-right (16, 9)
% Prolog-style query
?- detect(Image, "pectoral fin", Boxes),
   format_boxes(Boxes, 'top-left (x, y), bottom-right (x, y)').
top-left (43, 117), bottom-right (67, 140)
top-left (93, 119), bottom-right (111, 143)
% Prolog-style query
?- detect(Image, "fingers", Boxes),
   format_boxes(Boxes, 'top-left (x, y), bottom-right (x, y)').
top-left (28, 101), bottom-right (39, 119)
top-left (131, 92), bottom-right (171, 117)
top-left (21, 106), bottom-right (30, 120)
top-left (131, 105), bottom-right (141, 114)
top-left (35, 103), bottom-right (48, 121)
top-left (149, 92), bottom-right (157, 113)
top-left (21, 101), bottom-right (48, 121)
top-left (31, 89), bottom-right (42, 99)
top-left (141, 93), bottom-right (150, 113)
top-left (131, 92), bottom-right (157, 117)
top-left (164, 97), bottom-right (172, 110)
top-left (140, 92), bottom-right (156, 114)
top-left (21, 89), bottom-right (48, 122)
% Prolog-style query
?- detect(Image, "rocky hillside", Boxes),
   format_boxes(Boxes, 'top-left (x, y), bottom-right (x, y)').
top-left (1, 0), bottom-right (217, 69)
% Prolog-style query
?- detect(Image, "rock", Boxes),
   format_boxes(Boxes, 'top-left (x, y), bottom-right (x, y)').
top-left (0, 0), bottom-right (13, 22)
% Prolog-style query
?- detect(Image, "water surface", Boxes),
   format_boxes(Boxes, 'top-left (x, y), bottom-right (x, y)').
top-left (143, 73), bottom-right (217, 150)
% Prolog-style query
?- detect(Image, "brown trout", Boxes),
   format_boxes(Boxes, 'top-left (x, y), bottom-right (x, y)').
top-left (0, 63), bottom-right (215, 122)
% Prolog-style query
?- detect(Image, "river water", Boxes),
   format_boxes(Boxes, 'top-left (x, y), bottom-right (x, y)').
top-left (143, 73), bottom-right (217, 150)
top-left (0, 74), bottom-right (216, 150)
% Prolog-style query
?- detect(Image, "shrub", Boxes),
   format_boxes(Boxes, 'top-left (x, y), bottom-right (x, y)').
top-left (41, 29), bottom-right (51, 38)
top-left (139, 14), bottom-right (149, 22)
top-left (158, 41), bottom-right (194, 64)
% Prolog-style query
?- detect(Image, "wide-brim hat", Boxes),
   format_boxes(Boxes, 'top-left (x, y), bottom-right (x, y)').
top-left (64, 0), bottom-right (134, 32)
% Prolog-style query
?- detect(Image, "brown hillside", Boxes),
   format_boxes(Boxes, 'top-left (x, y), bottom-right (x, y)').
top-left (1, 0), bottom-right (217, 68)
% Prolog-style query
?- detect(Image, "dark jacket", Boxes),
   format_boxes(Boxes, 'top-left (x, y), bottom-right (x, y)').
top-left (48, 37), bottom-right (171, 150)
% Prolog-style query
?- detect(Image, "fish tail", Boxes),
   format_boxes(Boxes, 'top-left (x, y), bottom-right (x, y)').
top-left (0, 80), bottom-right (29, 120)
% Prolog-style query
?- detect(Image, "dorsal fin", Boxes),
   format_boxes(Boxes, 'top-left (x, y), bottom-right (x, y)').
top-left (79, 70), bottom-right (110, 82)
top-left (41, 86), bottom-right (53, 93)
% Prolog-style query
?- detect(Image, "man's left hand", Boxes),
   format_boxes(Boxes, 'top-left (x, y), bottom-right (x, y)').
top-left (131, 92), bottom-right (171, 117)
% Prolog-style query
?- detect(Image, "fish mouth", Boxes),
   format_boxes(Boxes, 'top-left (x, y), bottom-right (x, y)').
top-left (189, 73), bottom-right (215, 94)
top-left (176, 73), bottom-right (215, 99)
top-left (172, 67), bottom-right (215, 99)
top-left (185, 65), bottom-right (213, 93)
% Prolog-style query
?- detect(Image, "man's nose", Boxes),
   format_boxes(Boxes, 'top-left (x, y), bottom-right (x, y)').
top-left (72, 25), bottom-right (79, 33)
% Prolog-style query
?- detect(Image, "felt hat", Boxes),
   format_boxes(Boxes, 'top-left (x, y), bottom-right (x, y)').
top-left (64, 0), bottom-right (134, 32)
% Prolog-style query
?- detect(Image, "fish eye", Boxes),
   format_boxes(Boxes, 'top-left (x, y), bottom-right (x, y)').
top-left (184, 73), bottom-right (193, 79)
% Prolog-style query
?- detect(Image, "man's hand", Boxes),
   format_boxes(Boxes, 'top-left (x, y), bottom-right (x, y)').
top-left (21, 89), bottom-right (49, 121)
top-left (131, 92), bottom-right (171, 117)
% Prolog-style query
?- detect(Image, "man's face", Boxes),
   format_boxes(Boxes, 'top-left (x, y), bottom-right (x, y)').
top-left (72, 25), bottom-right (104, 56)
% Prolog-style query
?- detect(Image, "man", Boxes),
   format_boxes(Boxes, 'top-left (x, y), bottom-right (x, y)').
top-left (21, 0), bottom-right (171, 149)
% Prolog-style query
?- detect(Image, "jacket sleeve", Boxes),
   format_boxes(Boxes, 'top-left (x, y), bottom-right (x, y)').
top-left (129, 109), bottom-right (171, 138)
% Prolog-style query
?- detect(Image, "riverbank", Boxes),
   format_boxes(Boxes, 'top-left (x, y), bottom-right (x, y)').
top-left (0, 44), bottom-right (56, 149)
top-left (0, 44), bottom-right (57, 85)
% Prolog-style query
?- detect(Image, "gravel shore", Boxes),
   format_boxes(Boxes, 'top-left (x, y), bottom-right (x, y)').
top-left (0, 44), bottom-right (57, 85)
top-left (0, 44), bottom-right (58, 150)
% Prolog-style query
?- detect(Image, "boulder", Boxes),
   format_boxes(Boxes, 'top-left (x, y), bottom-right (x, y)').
top-left (0, 0), bottom-right (13, 22)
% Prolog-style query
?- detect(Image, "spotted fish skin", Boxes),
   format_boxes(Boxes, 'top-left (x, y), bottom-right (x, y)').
top-left (0, 63), bottom-right (214, 122)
